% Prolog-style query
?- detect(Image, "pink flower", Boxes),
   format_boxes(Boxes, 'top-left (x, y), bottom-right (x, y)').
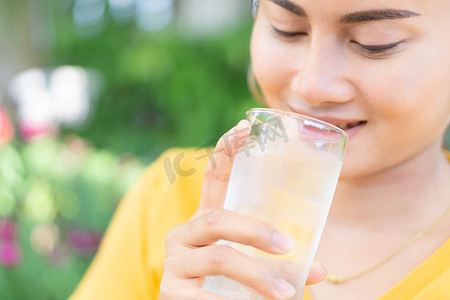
top-left (0, 219), bottom-right (17, 241)
top-left (19, 121), bottom-right (56, 142)
top-left (0, 109), bottom-right (14, 145)
top-left (0, 241), bottom-right (21, 267)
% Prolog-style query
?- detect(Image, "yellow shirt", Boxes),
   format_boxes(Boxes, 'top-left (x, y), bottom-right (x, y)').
top-left (70, 148), bottom-right (450, 300)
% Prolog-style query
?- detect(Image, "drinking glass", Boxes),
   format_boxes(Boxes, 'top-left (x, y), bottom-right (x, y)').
top-left (203, 108), bottom-right (348, 299)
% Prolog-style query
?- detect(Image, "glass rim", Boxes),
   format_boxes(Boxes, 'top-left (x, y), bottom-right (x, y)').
top-left (246, 107), bottom-right (348, 140)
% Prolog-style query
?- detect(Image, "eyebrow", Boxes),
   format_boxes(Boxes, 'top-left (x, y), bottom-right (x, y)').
top-left (339, 9), bottom-right (421, 24)
top-left (268, 0), bottom-right (421, 23)
top-left (268, 0), bottom-right (307, 17)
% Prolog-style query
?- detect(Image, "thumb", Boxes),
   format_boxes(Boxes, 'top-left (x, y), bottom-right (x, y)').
top-left (197, 119), bottom-right (251, 213)
top-left (306, 261), bottom-right (327, 285)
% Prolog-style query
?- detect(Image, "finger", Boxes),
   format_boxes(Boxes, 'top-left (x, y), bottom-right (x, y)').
top-left (166, 245), bottom-right (297, 300)
top-left (305, 261), bottom-right (327, 285)
top-left (197, 120), bottom-right (251, 213)
top-left (176, 209), bottom-right (296, 254)
top-left (160, 279), bottom-right (226, 300)
top-left (185, 289), bottom-right (228, 300)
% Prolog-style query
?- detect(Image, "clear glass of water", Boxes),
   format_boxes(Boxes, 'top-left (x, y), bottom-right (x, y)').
top-left (203, 108), bottom-right (348, 299)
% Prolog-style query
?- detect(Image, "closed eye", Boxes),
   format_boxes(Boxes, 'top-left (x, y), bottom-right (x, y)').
top-left (272, 26), bottom-right (307, 38)
top-left (352, 41), bottom-right (402, 57)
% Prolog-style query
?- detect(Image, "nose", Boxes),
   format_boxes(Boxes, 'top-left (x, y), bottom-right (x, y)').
top-left (291, 38), bottom-right (356, 107)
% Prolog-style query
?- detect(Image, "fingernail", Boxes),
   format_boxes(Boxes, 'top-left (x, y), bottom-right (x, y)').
top-left (307, 262), bottom-right (328, 285)
top-left (320, 263), bottom-right (328, 280)
top-left (235, 120), bottom-right (244, 132)
top-left (274, 278), bottom-right (296, 299)
top-left (237, 119), bottom-right (246, 127)
top-left (272, 231), bottom-right (296, 252)
top-left (321, 263), bottom-right (328, 273)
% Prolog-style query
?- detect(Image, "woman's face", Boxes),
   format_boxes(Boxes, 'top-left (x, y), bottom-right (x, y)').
top-left (251, 0), bottom-right (450, 179)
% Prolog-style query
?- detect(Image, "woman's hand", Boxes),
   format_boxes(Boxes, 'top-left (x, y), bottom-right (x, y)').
top-left (160, 120), bottom-right (326, 300)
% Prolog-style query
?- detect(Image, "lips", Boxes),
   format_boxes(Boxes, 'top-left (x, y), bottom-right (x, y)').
top-left (335, 121), bottom-right (367, 131)
top-left (285, 104), bottom-right (367, 137)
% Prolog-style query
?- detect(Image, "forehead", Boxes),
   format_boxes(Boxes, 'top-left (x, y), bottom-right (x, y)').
top-left (263, 0), bottom-right (446, 16)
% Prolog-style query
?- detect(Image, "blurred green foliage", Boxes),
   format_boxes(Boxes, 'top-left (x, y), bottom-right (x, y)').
top-left (45, 1), bottom-right (257, 160)
top-left (0, 138), bottom-right (144, 299)
top-left (1, 1), bottom-right (257, 299)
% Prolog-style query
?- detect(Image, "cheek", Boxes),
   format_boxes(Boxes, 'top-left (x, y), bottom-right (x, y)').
top-left (355, 42), bottom-right (450, 166)
top-left (360, 43), bottom-right (450, 127)
top-left (251, 25), bottom-right (297, 100)
top-left (342, 40), bottom-right (450, 177)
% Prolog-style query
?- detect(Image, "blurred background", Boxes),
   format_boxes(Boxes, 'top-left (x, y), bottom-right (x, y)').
top-left (1, 1), bottom-right (450, 299)
top-left (0, 0), bottom-right (256, 298)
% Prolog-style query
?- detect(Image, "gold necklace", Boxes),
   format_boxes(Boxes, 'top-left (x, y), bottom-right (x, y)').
top-left (325, 206), bottom-right (450, 284)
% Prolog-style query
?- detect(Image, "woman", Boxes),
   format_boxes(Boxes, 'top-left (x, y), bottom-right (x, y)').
top-left (70, 0), bottom-right (450, 299)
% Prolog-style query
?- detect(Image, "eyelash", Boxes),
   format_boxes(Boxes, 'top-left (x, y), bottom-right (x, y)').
top-left (272, 26), bottom-right (402, 57)
top-left (272, 26), bottom-right (306, 38)
top-left (352, 41), bottom-right (402, 57)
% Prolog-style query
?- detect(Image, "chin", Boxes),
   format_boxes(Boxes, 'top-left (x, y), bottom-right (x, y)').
top-left (338, 163), bottom-right (360, 181)
top-left (337, 148), bottom-right (377, 181)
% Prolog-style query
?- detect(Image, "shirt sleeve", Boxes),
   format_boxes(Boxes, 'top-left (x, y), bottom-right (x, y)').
top-left (69, 148), bottom-right (206, 300)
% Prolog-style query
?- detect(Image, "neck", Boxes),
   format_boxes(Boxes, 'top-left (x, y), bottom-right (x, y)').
top-left (330, 141), bottom-right (450, 228)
